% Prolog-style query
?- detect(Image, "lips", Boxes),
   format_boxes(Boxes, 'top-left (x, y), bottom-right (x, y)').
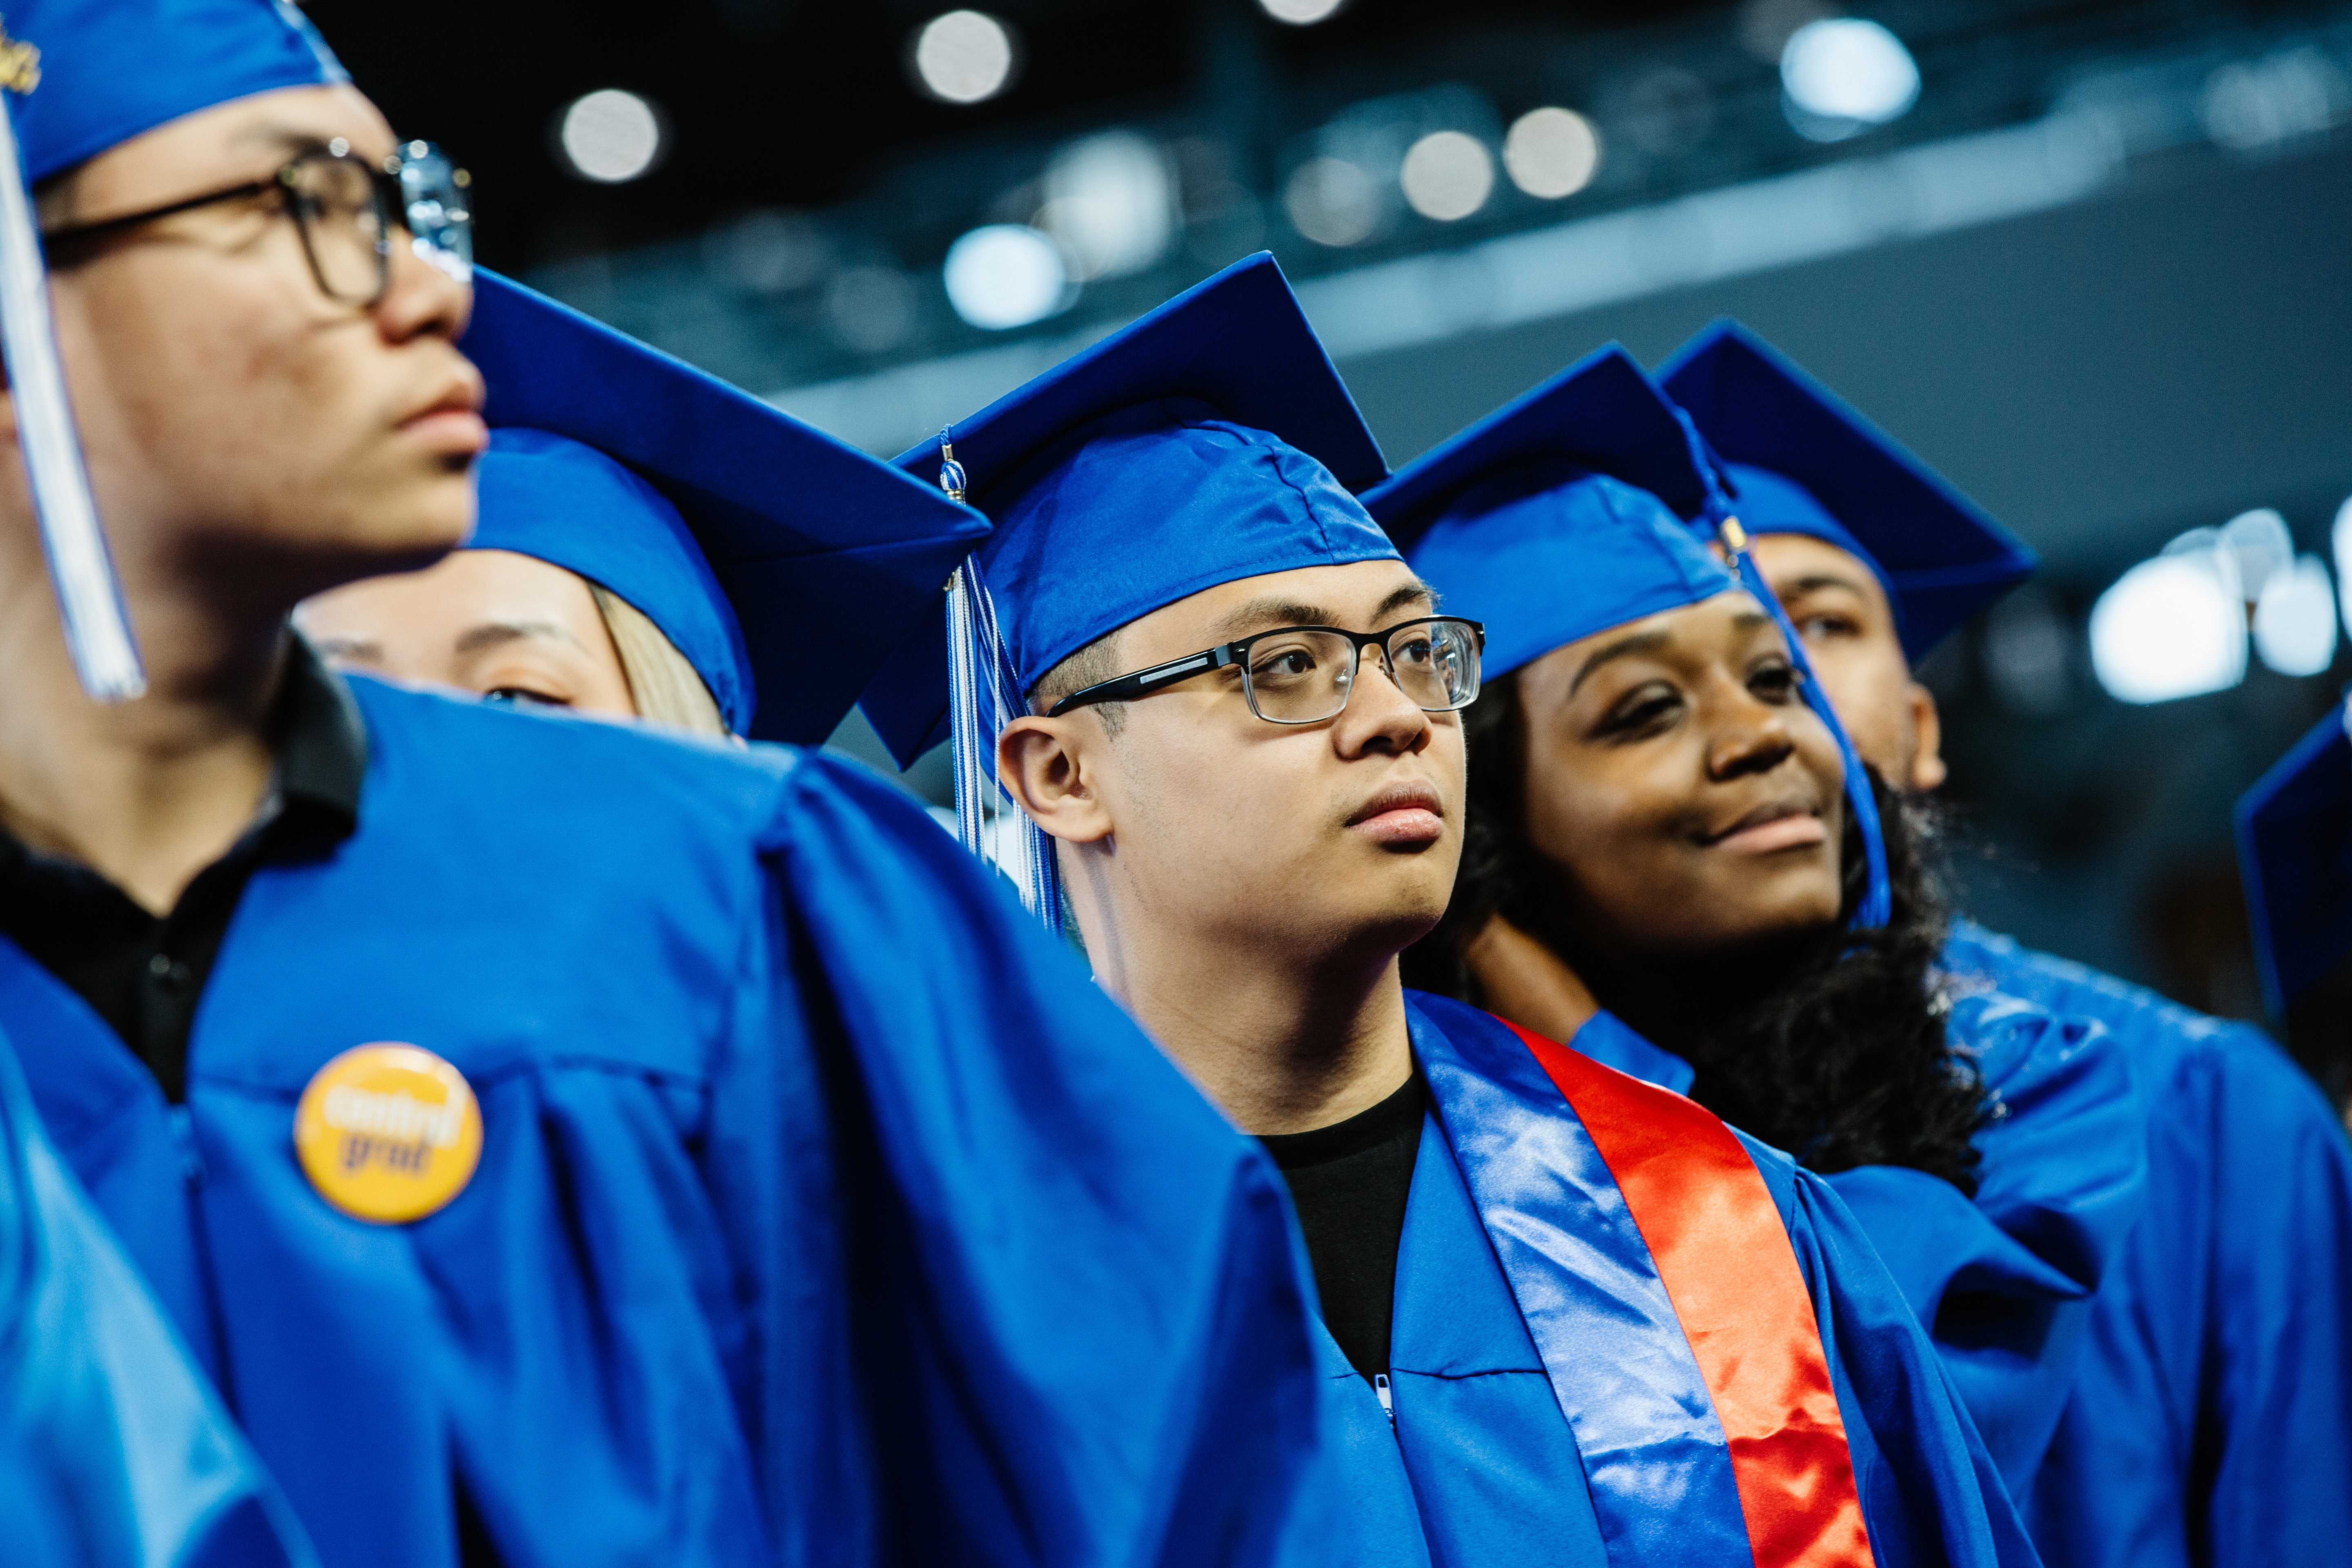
top-left (1704, 799), bottom-right (1829, 856)
top-left (396, 365), bottom-right (490, 452)
top-left (1348, 779), bottom-right (1446, 845)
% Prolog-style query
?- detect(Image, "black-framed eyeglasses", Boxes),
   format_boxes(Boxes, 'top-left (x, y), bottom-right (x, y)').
top-left (41, 137), bottom-right (472, 307)
top-left (1049, 615), bottom-right (1486, 726)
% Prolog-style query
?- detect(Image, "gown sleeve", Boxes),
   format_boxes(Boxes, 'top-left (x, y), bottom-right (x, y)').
top-left (0, 1029), bottom-right (315, 1568)
top-left (1774, 1154), bottom-right (2043, 1568)
top-left (2027, 1017), bottom-right (2352, 1566)
top-left (1823, 993), bottom-right (2147, 1492)
top-left (725, 751), bottom-right (1336, 1566)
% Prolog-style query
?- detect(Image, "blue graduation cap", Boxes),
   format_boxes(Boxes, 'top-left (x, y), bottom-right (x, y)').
top-left (1365, 343), bottom-right (1893, 928)
top-left (857, 252), bottom-right (1394, 919)
top-left (461, 269), bottom-right (988, 744)
top-left (0, 0), bottom-right (346, 701)
top-left (1656, 320), bottom-right (2037, 662)
top-left (2236, 702), bottom-right (2352, 1016)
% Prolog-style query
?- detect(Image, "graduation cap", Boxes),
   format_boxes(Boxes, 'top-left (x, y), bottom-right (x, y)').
top-left (1365, 343), bottom-right (1893, 928)
top-left (2236, 701), bottom-right (2352, 1016)
top-left (1657, 320), bottom-right (2037, 663)
top-left (1362, 344), bottom-right (1728, 681)
top-left (856, 252), bottom-right (1394, 920)
top-left (461, 269), bottom-right (988, 744)
top-left (0, 0), bottom-right (346, 702)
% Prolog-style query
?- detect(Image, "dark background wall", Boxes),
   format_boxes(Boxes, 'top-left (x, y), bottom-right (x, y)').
top-left (1342, 135), bottom-right (2352, 1012)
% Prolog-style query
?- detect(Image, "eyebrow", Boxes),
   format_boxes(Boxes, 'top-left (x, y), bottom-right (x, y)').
top-left (1775, 572), bottom-right (1871, 601)
top-left (229, 122), bottom-right (343, 156)
top-left (1205, 579), bottom-right (1440, 641)
top-left (1569, 627), bottom-right (1673, 696)
top-left (454, 620), bottom-right (584, 656)
top-left (308, 635), bottom-right (382, 664)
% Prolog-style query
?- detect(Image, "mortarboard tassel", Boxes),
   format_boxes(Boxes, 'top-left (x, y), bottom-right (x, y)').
top-left (0, 39), bottom-right (143, 702)
top-left (1673, 408), bottom-right (1893, 931)
top-left (940, 432), bottom-right (1062, 931)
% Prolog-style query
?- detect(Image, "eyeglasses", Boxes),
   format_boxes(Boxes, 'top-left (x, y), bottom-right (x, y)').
top-left (1049, 616), bottom-right (1486, 726)
top-left (42, 138), bottom-right (472, 307)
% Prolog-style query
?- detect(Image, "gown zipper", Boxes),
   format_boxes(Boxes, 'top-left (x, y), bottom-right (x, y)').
top-left (1373, 1372), bottom-right (1394, 1427)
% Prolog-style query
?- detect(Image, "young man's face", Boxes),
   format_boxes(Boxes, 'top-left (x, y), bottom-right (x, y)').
top-left (1013, 557), bottom-right (1467, 974)
top-left (1751, 532), bottom-right (1947, 793)
top-left (33, 84), bottom-right (483, 604)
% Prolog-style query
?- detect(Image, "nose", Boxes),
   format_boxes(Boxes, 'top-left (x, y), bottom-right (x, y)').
top-left (1334, 640), bottom-right (1433, 760)
top-left (375, 233), bottom-right (472, 345)
top-left (1704, 681), bottom-right (1799, 783)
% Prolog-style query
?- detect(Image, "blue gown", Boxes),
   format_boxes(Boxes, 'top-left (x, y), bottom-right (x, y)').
top-left (1942, 918), bottom-right (2352, 1568)
top-left (0, 673), bottom-right (1331, 1568)
top-left (1571, 989), bottom-right (2147, 1498)
top-left (0, 1026), bottom-right (312, 1568)
top-left (1325, 993), bottom-right (2036, 1568)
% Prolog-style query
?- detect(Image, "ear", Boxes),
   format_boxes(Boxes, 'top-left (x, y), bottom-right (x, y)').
top-left (999, 714), bottom-right (1116, 844)
top-left (1906, 680), bottom-right (1947, 793)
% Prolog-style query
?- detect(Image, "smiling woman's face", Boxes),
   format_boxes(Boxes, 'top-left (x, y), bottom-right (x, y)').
top-left (1515, 588), bottom-right (1847, 959)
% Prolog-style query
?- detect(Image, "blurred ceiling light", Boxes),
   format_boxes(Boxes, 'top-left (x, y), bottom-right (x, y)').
top-left (2332, 494), bottom-right (2352, 635)
top-left (943, 224), bottom-right (1067, 330)
top-left (912, 11), bottom-right (1017, 105)
top-left (2253, 555), bottom-right (2339, 676)
top-left (1503, 108), bottom-right (1601, 198)
top-left (2201, 49), bottom-right (2348, 152)
top-left (1284, 157), bottom-right (1380, 246)
top-left (1780, 19), bottom-right (1920, 142)
top-left (559, 90), bottom-right (664, 183)
top-left (2220, 507), bottom-right (2294, 600)
top-left (2089, 546), bottom-right (2246, 704)
top-left (1034, 132), bottom-right (1174, 281)
top-left (1259, 0), bottom-right (1347, 24)
top-left (1400, 131), bottom-right (1494, 221)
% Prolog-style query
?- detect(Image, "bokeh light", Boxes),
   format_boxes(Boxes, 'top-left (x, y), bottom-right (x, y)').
top-left (1781, 19), bottom-right (1920, 140)
top-left (2253, 555), bottom-right (2339, 676)
top-left (942, 225), bottom-right (1067, 329)
top-left (1034, 132), bottom-right (1174, 281)
top-left (912, 11), bottom-right (1017, 105)
top-left (1503, 107), bottom-right (1601, 199)
top-left (2090, 541), bottom-right (2245, 704)
top-left (1400, 131), bottom-right (1494, 221)
top-left (1258, 0), bottom-right (1347, 24)
top-left (559, 90), bottom-right (663, 183)
top-left (1285, 157), bottom-right (1380, 246)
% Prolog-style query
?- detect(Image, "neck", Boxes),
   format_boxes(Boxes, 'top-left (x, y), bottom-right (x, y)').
top-left (0, 529), bottom-right (292, 913)
top-left (1079, 886), bottom-right (1415, 1136)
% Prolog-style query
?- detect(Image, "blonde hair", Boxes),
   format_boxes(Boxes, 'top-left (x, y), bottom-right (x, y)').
top-left (589, 584), bottom-right (731, 737)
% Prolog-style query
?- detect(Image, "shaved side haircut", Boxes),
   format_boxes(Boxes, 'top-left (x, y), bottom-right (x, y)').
top-left (1029, 627), bottom-right (1129, 735)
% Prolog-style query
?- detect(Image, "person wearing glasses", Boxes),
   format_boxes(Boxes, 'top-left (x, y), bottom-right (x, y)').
top-left (0, 4), bottom-right (1339, 1565)
top-left (1651, 323), bottom-right (2352, 1568)
top-left (1383, 345), bottom-right (2149, 1514)
top-left (860, 254), bottom-right (2036, 1568)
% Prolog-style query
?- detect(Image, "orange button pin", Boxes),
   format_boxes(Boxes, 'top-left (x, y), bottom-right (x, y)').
top-left (293, 1044), bottom-right (482, 1224)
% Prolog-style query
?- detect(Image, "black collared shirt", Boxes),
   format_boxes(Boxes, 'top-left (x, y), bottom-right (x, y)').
top-left (1258, 1071), bottom-right (1427, 1381)
top-left (0, 639), bottom-right (365, 1101)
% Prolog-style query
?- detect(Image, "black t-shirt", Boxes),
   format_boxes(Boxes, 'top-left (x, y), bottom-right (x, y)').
top-left (1257, 1072), bottom-right (1426, 1381)
top-left (0, 640), bottom-right (364, 1101)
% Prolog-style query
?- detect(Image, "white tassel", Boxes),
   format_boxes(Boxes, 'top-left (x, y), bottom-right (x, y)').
top-left (938, 433), bottom-right (1060, 931)
top-left (0, 86), bottom-right (144, 702)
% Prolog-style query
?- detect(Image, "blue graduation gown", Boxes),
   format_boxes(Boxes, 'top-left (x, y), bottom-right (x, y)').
top-left (1570, 989), bottom-right (2148, 1497)
top-left (0, 674), bottom-right (1330, 1568)
top-left (0, 1026), bottom-right (312, 1568)
top-left (1320, 994), bottom-right (2035, 1568)
top-left (1943, 917), bottom-right (2352, 1568)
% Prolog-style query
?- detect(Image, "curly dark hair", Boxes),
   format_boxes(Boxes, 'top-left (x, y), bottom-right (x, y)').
top-left (1404, 665), bottom-right (1985, 1194)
